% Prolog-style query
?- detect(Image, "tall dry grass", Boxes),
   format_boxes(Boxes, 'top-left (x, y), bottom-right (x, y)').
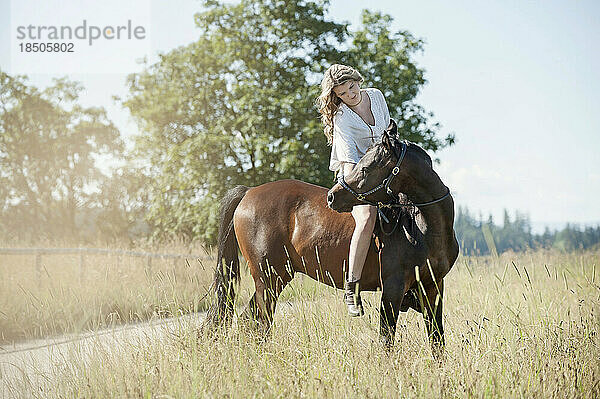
top-left (0, 241), bottom-right (214, 344)
top-left (5, 248), bottom-right (599, 398)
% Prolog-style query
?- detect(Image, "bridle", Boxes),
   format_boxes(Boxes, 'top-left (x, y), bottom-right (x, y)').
top-left (336, 139), bottom-right (451, 232)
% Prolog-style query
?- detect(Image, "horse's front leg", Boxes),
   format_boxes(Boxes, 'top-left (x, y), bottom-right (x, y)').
top-left (379, 273), bottom-right (406, 350)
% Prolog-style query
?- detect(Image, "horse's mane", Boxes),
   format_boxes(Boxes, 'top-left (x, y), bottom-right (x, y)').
top-left (406, 141), bottom-right (433, 168)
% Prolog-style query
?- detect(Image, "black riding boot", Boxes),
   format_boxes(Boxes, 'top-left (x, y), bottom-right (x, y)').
top-left (344, 280), bottom-right (364, 317)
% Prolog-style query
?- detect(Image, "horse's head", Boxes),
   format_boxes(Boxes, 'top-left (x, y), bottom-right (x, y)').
top-left (327, 120), bottom-right (432, 212)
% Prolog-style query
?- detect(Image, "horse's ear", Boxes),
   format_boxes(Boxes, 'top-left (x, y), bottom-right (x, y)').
top-left (382, 130), bottom-right (392, 151)
top-left (385, 118), bottom-right (398, 136)
top-left (383, 119), bottom-right (400, 157)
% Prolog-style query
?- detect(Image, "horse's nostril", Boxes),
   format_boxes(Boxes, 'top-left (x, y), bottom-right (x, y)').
top-left (327, 192), bottom-right (334, 204)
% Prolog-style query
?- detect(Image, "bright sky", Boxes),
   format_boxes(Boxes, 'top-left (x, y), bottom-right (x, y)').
top-left (1, 0), bottom-right (598, 233)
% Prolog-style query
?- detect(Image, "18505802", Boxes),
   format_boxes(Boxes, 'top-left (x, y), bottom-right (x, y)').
top-left (19, 42), bottom-right (74, 52)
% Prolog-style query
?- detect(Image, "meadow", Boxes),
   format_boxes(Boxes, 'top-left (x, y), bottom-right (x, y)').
top-left (2, 246), bottom-right (599, 398)
top-left (0, 241), bottom-right (213, 345)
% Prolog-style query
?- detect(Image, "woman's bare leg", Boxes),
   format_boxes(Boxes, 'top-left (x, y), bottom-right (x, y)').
top-left (340, 163), bottom-right (376, 316)
top-left (348, 204), bottom-right (377, 281)
top-left (341, 163), bottom-right (378, 282)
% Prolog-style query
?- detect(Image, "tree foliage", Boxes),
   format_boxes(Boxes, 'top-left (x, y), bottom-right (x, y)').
top-left (455, 206), bottom-right (600, 255)
top-left (0, 71), bottom-right (123, 241)
top-left (122, 1), bottom-right (454, 243)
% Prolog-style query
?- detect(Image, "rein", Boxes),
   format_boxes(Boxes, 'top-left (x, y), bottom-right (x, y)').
top-left (336, 140), bottom-right (451, 235)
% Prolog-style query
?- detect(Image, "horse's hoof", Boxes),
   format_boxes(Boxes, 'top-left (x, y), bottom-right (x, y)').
top-left (431, 343), bottom-right (446, 363)
top-left (379, 336), bottom-right (394, 352)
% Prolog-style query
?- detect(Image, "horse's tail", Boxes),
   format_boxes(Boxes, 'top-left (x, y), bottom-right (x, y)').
top-left (204, 185), bottom-right (250, 331)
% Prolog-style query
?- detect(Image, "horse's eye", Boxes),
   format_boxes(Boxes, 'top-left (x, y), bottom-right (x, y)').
top-left (361, 167), bottom-right (369, 176)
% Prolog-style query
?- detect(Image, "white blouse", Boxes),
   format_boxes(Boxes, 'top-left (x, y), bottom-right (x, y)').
top-left (329, 87), bottom-right (391, 173)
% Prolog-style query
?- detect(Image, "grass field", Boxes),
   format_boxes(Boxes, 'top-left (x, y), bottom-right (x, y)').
top-left (0, 242), bottom-right (214, 345)
top-left (3, 247), bottom-right (600, 398)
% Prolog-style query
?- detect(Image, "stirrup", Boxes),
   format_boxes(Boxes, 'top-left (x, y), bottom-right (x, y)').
top-left (344, 280), bottom-right (364, 317)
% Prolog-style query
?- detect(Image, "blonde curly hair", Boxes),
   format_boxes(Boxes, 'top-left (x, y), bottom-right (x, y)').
top-left (316, 64), bottom-right (364, 144)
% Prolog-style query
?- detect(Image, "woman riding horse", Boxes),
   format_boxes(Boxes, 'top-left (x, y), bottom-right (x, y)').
top-left (316, 64), bottom-right (391, 317)
top-left (204, 65), bottom-right (458, 354)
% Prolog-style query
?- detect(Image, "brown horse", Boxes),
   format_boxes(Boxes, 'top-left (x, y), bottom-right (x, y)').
top-left (204, 125), bottom-right (459, 354)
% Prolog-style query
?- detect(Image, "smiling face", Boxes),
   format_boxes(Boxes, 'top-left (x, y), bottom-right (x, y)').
top-left (332, 80), bottom-right (362, 107)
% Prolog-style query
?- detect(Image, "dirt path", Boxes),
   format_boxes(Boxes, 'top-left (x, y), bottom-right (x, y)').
top-left (0, 313), bottom-right (206, 396)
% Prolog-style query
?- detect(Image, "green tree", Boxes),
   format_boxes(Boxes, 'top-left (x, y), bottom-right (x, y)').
top-left (0, 71), bottom-right (123, 241)
top-left (122, 0), bottom-right (454, 243)
top-left (91, 165), bottom-right (154, 243)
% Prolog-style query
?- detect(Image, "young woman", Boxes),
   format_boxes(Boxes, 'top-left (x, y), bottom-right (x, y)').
top-left (316, 64), bottom-right (391, 317)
